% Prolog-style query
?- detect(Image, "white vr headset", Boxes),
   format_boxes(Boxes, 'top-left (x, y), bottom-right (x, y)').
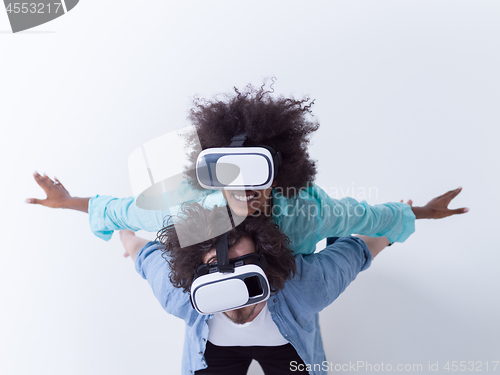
top-left (196, 133), bottom-right (282, 190)
top-left (190, 232), bottom-right (271, 315)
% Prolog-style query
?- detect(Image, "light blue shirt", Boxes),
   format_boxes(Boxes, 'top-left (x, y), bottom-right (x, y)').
top-left (89, 184), bottom-right (415, 254)
top-left (135, 236), bottom-right (372, 375)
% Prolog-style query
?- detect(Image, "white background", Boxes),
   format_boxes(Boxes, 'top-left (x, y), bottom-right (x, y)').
top-left (1, 1), bottom-right (499, 374)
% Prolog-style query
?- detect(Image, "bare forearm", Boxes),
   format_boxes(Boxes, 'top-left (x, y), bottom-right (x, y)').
top-left (354, 235), bottom-right (390, 259)
top-left (127, 241), bottom-right (143, 261)
top-left (120, 230), bottom-right (149, 261)
top-left (61, 197), bottom-right (90, 213)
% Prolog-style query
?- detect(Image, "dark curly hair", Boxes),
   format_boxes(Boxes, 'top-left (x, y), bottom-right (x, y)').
top-left (184, 80), bottom-right (320, 197)
top-left (156, 202), bottom-right (296, 294)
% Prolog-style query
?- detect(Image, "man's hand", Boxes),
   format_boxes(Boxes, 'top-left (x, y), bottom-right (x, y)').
top-left (26, 172), bottom-right (90, 213)
top-left (403, 187), bottom-right (469, 220)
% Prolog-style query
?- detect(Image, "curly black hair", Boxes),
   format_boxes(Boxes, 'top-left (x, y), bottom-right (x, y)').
top-left (183, 80), bottom-right (320, 197)
top-left (156, 202), bottom-right (296, 294)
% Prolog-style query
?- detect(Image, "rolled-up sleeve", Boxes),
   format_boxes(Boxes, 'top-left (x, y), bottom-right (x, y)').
top-left (318, 197), bottom-right (416, 243)
top-left (88, 187), bottom-right (226, 241)
top-left (88, 195), bottom-right (169, 241)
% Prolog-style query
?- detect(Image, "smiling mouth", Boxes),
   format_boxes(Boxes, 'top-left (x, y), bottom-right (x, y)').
top-left (231, 192), bottom-right (257, 203)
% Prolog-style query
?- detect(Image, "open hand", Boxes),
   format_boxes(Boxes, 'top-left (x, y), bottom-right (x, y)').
top-left (26, 172), bottom-right (72, 209)
top-left (402, 187), bottom-right (469, 220)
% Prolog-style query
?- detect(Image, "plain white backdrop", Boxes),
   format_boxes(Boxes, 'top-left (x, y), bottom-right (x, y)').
top-left (1, 1), bottom-right (499, 374)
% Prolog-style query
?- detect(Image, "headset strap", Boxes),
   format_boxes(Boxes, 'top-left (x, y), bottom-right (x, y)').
top-left (215, 232), bottom-right (234, 273)
top-left (229, 133), bottom-right (247, 147)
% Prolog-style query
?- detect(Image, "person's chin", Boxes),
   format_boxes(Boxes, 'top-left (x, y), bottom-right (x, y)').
top-left (224, 305), bottom-right (256, 325)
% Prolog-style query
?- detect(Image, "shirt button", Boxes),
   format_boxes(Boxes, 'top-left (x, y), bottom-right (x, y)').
top-left (273, 299), bottom-right (277, 303)
top-left (199, 352), bottom-right (202, 355)
top-left (202, 338), bottom-right (206, 342)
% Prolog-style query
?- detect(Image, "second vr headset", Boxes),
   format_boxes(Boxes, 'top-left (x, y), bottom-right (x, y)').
top-left (190, 231), bottom-right (271, 315)
top-left (196, 133), bottom-right (282, 190)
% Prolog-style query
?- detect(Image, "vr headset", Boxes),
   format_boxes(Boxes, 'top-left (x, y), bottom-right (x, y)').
top-left (190, 232), bottom-right (271, 315)
top-left (196, 133), bottom-right (282, 190)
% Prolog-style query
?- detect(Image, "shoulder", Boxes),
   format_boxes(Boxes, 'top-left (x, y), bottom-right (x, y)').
top-left (135, 241), bottom-right (168, 278)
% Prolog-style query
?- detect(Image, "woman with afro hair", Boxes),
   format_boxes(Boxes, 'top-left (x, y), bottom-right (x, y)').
top-left (32, 82), bottom-right (464, 254)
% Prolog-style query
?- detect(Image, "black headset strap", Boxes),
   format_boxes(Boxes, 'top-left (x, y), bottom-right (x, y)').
top-left (215, 232), bottom-right (234, 273)
top-left (229, 133), bottom-right (247, 147)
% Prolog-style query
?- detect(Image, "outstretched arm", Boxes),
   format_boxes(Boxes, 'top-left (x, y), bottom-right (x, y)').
top-left (353, 188), bottom-right (469, 259)
top-left (26, 172), bottom-right (168, 240)
top-left (353, 187), bottom-right (470, 259)
top-left (26, 172), bottom-right (90, 213)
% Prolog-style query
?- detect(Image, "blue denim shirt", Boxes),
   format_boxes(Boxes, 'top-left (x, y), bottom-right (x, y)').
top-left (90, 183), bottom-right (415, 255)
top-left (135, 236), bottom-right (372, 375)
